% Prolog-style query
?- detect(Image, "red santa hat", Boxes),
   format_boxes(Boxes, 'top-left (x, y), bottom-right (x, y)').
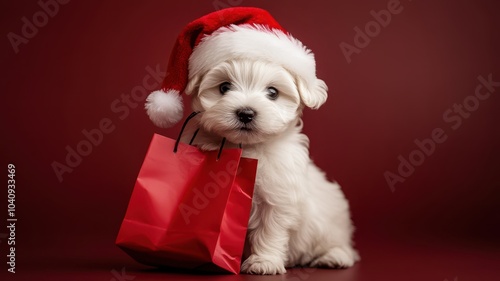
top-left (146, 7), bottom-right (321, 128)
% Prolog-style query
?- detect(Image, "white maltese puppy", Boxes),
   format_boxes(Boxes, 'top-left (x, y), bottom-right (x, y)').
top-left (180, 59), bottom-right (359, 274)
top-left (144, 8), bottom-right (358, 275)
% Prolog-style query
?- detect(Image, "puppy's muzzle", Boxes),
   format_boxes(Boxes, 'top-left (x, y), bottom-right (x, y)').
top-left (236, 107), bottom-right (256, 124)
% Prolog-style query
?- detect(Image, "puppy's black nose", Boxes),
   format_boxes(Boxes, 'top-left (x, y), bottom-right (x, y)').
top-left (236, 108), bottom-right (256, 124)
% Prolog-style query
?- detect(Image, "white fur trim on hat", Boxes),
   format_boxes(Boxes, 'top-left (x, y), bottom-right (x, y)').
top-left (145, 90), bottom-right (184, 128)
top-left (189, 24), bottom-right (318, 92)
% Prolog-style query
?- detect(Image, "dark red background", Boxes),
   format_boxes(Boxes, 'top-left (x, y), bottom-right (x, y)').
top-left (1, 0), bottom-right (499, 280)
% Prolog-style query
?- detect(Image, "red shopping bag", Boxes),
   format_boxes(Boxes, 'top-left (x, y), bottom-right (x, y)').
top-left (116, 130), bottom-right (257, 274)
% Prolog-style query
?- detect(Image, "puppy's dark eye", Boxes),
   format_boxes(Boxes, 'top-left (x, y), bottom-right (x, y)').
top-left (266, 87), bottom-right (279, 100)
top-left (219, 82), bottom-right (232, 94)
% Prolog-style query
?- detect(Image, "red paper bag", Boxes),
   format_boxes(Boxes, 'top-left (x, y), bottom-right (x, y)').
top-left (116, 133), bottom-right (257, 274)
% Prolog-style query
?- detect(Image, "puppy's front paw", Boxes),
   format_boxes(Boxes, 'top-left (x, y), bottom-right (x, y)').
top-left (241, 254), bottom-right (286, 275)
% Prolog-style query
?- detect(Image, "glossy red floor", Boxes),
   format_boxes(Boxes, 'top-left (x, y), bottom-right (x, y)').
top-left (10, 229), bottom-right (499, 281)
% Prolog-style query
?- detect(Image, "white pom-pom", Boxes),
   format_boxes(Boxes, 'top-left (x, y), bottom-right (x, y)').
top-left (145, 89), bottom-right (184, 128)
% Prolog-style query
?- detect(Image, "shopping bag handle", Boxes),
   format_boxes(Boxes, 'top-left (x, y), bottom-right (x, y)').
top-left (174, 111), bottom-right (227, 160)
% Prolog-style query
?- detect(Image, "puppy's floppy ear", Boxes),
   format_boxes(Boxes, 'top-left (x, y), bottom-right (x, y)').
top-left (185, 74), bottom-right (201, 96)
top-left (296, 77), bottom-right (328, 109)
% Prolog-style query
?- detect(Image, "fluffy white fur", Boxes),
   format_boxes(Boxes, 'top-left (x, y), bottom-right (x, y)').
top-left (180, 59), bottom-right (359, 275)
top-left (145, 89), bottom-right (184, 128)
